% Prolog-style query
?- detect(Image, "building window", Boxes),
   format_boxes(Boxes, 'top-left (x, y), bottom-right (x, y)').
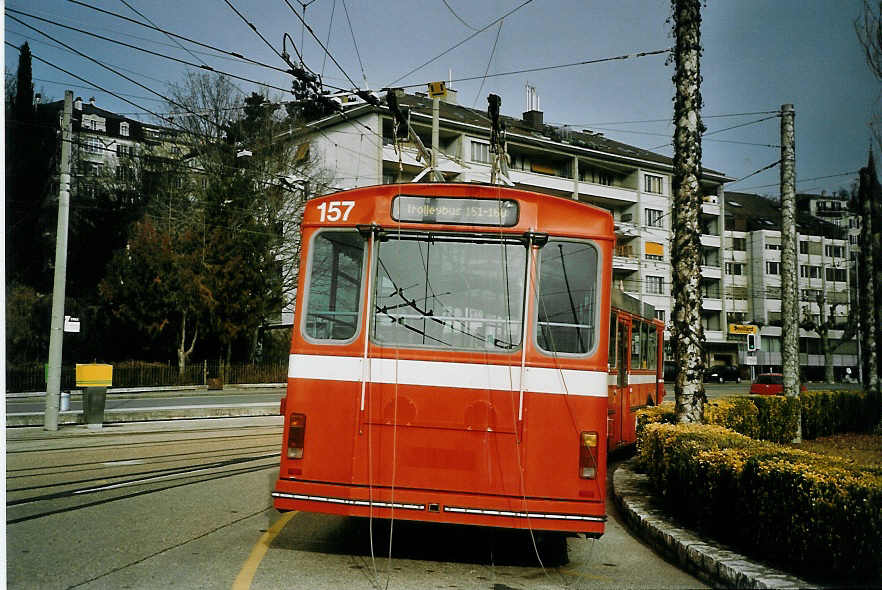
top-left (799, 240), bottom-right (809, 254)
top-left (120, 122), bottom-right (130, 137)
top-left (644, 241), bottom-right (664, 261)
top-left (116, 166), bottom-right (135, 183)
top-left (644, 174), bottom-right (663, 194)
top-left (645, 208), bottom-right (664, 228)
top-left (849, 234), bottom-right (858, 245)
top-left (84, 137), bottom-right (102, 154)
top-left (731, 237), bottom-right (746, 251)
top-left (765, 261), bottom-right (780, 275)
top-left (825, 267), bottom-right (847, 282)
top-left (825, 244), bottom-right (845, 258)
top-left (800, 265), bottom-right (820, 279)
top-left (646, 275), bottom-right (664, 295)
top-left (655, 309), bottom-right (666, 323)
top-left (725, 262), bottom-right (744, 275)
top-left (765, 243), bottom-right (781, 251)
top-left (116, 144), bottom-right (134, 157)
top-left (471, 141), bottom-right (490, 164)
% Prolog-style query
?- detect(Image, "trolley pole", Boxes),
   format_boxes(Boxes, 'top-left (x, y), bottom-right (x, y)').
top-left (779, 103), bottom-right (801, 441)
top-left (45, 90), bottom-right (73, 431)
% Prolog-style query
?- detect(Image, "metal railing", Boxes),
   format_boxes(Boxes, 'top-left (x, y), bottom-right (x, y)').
top-left (5, 360), bottom-right (287, 393)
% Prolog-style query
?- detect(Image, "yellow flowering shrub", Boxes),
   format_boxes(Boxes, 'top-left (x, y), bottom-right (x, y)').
top-left (636, 422), bottom-right (882, 581)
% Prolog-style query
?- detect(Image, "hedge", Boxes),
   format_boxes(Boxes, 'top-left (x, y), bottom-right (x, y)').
top-left (637, 422), bottom-right (882, 580)
top-left (801, 389), bottom-right (882, 439)
top-left (637, 388), bottom-right (881, 442)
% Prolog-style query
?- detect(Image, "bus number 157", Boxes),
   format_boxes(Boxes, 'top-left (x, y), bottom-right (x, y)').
top-left (317, 201), bottom-right (355, 222)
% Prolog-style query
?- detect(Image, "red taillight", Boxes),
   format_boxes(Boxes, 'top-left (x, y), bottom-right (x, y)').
top-left (287, 413), bottom-right (306, 459)
top-left (579, 431), bottom-right (598, 479)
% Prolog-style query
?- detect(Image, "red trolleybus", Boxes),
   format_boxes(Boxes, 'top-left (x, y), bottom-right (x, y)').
top-left (273, 183), bottom-right (656, 539)
top-left (608, 290), bottom-right (665, 450)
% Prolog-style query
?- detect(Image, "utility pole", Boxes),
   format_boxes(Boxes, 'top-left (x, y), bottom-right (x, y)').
top-left (779, 103), bottom-right (802, 441)
top-left (45, 90), bottom-right (73, 431)
top-left (670, 0), bottom-right (705, 423)
top-left (858, 153), bottom-right (879, 392)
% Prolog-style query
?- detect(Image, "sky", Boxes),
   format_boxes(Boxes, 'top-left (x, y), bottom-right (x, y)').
top-left (4, 0), bottom-right (879, 196)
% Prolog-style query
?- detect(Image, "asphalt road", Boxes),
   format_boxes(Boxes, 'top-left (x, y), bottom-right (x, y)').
top-left (6, 418), bottom-right (705, 590)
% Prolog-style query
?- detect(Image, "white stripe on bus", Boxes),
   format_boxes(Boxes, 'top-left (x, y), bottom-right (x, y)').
top-left (606, 373), bottom-right (659, 386)
top-left (288, 354), bottom-right (608, 397)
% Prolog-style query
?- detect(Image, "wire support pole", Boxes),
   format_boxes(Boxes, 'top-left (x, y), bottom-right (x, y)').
top-left (779, 104), bottom-right (800, 401)
top-left (45, 90), bottom-right (73, 432)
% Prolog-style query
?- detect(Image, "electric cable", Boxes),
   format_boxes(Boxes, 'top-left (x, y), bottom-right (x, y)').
top-left (386, 0), bottom-right (535, 87)
top-left (7, 9), bottom-right (295, 96)
top-left (65, 0), bottom-right (295, 76)
top-left (281, 0), bottom-right (361, 89)
top-left (340, 0), bottom-right (368, 87)
top-left (472, 20), bottom-right (504, 107)
top-left (441, 0), bottom-right (479, 31)
top-left (222, 0), bottom-right (287, 63)
top-left (117, 0), bottom-right (209, 68)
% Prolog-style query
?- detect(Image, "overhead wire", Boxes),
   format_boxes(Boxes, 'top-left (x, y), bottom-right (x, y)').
top-left (65, 0), bottom-right (295, 76)
top-left (117, 0), bottom-right (208, 68)
top-left (472, 20), bottom-right (504, 107)
top-left (7, 8), bottom-right (295, 96)
top-left (281, 0), bottom-right (361, 89)
top-left (6, 16), bottom-right (241, 136)
top-left (391, 48), bottom-right (670, 90)
top-left (386, 0), bottom-right (535, 87)
top-left (222, 0), bottom-right (287, 63)
top-left (320, 0), bottom-right (337, 78)
top-left (340, 0), bottom-right (368, 87)
top-left (441, 0), bottom-right (479, 31)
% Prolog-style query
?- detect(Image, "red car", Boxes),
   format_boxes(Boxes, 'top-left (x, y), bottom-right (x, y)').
top-left (749, 373), bottom-right (807, 395)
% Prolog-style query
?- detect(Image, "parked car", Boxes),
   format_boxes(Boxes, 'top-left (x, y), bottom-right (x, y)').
top-left (704, 365), bottom-right (742, 383)
top-left (749, 373), bottom-right (807, 395)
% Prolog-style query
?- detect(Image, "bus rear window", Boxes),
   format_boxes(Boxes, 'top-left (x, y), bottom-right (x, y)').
top-left (537, 241), bottom-right (599, 355)
top-left (303, 230), bottom-right (365, 341)
top-left (372, 236), bottom-right (526, 351)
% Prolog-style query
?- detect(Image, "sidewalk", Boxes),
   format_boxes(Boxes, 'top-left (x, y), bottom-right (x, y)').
top-left (5, 383), bottom-right (285, 427)
top-left (611, 460), bottom-right (816, 589)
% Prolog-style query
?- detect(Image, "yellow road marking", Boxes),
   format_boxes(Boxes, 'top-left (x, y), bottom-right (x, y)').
top-left (232, 511), bottom-right (297, 590)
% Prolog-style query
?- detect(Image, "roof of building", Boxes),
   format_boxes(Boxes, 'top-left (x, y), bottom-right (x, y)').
top-left (301, 91), bottom-right (732, 182)
top-left (724, 191), bottom-right (847, 239)
top-left (37, 98), bottom-right (178, 143)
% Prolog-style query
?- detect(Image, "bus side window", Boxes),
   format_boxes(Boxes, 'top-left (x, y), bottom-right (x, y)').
top-left (608, 312), bottom-right (617, 369)
top-left (641, 322), bottom-right (650, 369)
top-left (303, 230), bottom-right (365, 342)
top-left (647, 326), bottom-right (658, 371)
top-left (630, 321), bottom-right (641, 370)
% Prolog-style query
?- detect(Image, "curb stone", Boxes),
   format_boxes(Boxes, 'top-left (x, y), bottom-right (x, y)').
top-left (611, 459), bottom-right (816, 589)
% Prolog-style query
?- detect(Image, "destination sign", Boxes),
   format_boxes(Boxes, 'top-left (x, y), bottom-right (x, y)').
top-left (391, 196), bottom-right (519, 226)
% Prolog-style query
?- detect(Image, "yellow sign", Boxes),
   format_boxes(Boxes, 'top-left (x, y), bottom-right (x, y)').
top-left (76, 364), bottom-right (113, 387)
top-left (427, 81), bottom-right (447, 98)
top-left (728, 324), bottom-right (758, 335)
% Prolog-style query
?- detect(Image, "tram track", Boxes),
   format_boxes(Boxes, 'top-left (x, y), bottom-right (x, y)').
top-left (6, 429), bottom-right (281, 454)
top-left (6, 443), bottom-right (279, 478)
top-left (7, 456), bottom-right (278, 524)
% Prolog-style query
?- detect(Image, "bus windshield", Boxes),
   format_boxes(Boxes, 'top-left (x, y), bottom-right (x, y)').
top-left (372, 235), bottom-right (526, 352)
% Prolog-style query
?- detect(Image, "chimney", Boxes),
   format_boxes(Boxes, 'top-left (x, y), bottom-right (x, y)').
top-left (89, 97), bottom-right (96, 106)
top-left (523, 109), bottom-right (543, 129)
top-left (74, 96), bottom-right (83, 110)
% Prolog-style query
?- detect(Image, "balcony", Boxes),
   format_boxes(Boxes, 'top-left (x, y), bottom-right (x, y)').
top-left (700, 234), bottom-right (721, 248)
top-left (704, 330), bottom-right (725, 342)
top-left (702, 298), bottom-right (722, 311)
top-left (701, 201), bottom-right (721, 216)
top-left (613, 244), bottom-right (639, 273)
top-left (577, 181), bottom-right (639, 205)
top-left (701, 265), bottom-right (722, 280)
top-left (614, 221), bottom-right (640, 240)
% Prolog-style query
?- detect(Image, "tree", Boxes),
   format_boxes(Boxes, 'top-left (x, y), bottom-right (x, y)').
top-left (856, 1), bottom-right (882, 150)
top-left (163, 73), bottom-right (330, 363)
top-left (5, 42), bottom-right (56, 290)
top-left (800, 292), bottom-right (855, 383)
top-left (99, 217), bottom-right (207, 369)
top-left (670, 0), bottom-right (706, 423)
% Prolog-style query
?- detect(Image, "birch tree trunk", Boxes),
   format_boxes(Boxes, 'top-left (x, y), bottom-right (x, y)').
top-left (670, 0), bottom-right (706, 423)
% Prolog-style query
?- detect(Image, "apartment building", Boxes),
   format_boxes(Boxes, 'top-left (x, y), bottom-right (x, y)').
top-left (724, 192), bottom-right (856, 381)
top-left (37, 96), bottom-right (182, 197)
top-left (287, 88), bottom-right (734, 351)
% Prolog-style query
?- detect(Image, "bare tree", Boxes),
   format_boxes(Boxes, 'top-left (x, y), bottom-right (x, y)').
top-left (670, 0), bottom-right (706, 423)
top-left (856, 1), bottom-right (882, 80)
top-left (800, 292), bottom-right (856, 383)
